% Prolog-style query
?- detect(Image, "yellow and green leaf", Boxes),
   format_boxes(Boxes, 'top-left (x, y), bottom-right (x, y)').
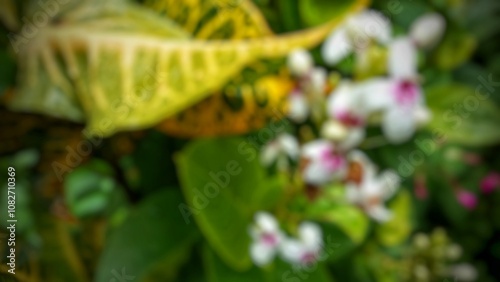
top-left (8, 0), bottom-right (368, 137)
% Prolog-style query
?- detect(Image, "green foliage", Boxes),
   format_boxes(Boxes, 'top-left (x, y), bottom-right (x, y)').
top-left (203, 243), bottom-right (334, 282)
top-left (177, 137), bottom-right (285, 270)
top-left (432, 27), bottom-right (477, 70)
top-left (299, 0), bottom-right (367, 27)
top-left (95, 189), bottom-right (199, 282)
top-left (425, 83), bottom-right (500, 146)
top-left (64, 159), bottom-right (128, 219)
top-left (376, 190), bottom-right (412, 247)
top-left (308, 187), bottom-right (369, 244)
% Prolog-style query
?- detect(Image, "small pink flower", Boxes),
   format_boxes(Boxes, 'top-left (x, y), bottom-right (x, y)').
top-left (249, 212), bottom-right (284, 266)
top-left (280, 222), bottom-right (323, 266)
top-left (480, 172), bottom-right (500, 194)
top-left (301, 140), bottom-right (347, 185)
top-left (457, 190), bottom-right (477, 210)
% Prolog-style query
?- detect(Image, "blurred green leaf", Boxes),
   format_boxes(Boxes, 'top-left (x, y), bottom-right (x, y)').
top-left (96, 189), bottom-right (199, 282)
top-left (72, 192), bottom-right (108, 217)
top-left (64, 159), bottom-right (119, 218)
top-left (277, 0), bottom-right (303, 31)
top-left (319, 205), bottom-right (368, 244)
top-left (11, 148), bottom-right (39, 169)
top-left (177, 137), bottom-right (284, 271)
top-left (376, 190), bottom-right (412, 247)
top-left (318, 222), bottom-right (359, 263)
top-left (426, 83), bottom-right (500, 146)
top-left (308, 198), bottom-right (369, 244)
top-left (432, 27), bottom-right (477, 70)
top-left (299, 0), bottom-right (368, 27)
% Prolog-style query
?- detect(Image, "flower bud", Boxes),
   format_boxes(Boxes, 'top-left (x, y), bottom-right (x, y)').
top-left (410, 13), bottom-right (446, 49)
top-left (288, 49), bottom-right (313, 77)
top-left (321, 120), bottom-right (348, 141)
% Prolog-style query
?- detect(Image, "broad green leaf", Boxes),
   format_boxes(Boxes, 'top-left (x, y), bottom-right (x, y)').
top-left (307, 187), bottom-right (369, 244)
top-left (376, 190), bottom-right (412, 247)
top-left (304, 188), bottom-right (368, 261)
top-left (300, 0), bottom-right (370, 27)
top-left (313, 204), bottom-right (369, 244)
top-left (318, 222), bottom-right (359, 263)
top-left (8, 0), bottom-right (362, 137)
top-left (177, 137), bottom-right (284, 270)
top-left (95, 189), bottom-right (199, 282)
top-left (425, 83), bottom-right (500, 146)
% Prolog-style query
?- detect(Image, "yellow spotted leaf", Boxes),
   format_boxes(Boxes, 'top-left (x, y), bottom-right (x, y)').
top-left (8, 0), bottom-right (368, 137)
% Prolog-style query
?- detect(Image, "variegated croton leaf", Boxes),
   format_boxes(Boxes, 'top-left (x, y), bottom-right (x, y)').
top-left (7, 0), bottom-right (368, 137)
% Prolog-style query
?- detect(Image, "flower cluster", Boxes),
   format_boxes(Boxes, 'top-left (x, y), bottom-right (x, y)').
top-left (249, 212), bottom-right (323, 267)
top-left (249, 9), bottom-right (447, 269)
top-left (321, 10), bottom-right (445, 145)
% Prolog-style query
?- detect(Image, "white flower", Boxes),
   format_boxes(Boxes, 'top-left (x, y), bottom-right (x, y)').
top-left (280, 222), bottom-right (323, 266)
top-left (260, 134), bottom-right (300, 170)
top-left (287, 90), bottom-right (309, 123)
top-left (322, 10), bottom-right (392, 65)
top-left (363, 37), bottom-right (430, 143)
top-left (288, 49), bottom-right (314, 77)
top-left (301, 140), bottom-right (347, 186)
top-left (410, 13), bottom-right (446, 49)
top-left (307, 67), bottom-right (327, 95)
top-left (287, 67), bottom-right (328, 123)
top-left (345, 151), bottom-right (400, 222)
top-left (249, 212), bottom-right (284, 266)
top-left (326, 81), bottom-right (367, 150)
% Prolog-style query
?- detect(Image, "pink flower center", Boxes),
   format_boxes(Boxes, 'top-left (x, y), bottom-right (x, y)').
top-left (300, 252), bottom-right (317, 265)
top-left (321, 148), bottom-right (345, 172)
top-left (261, 233), bottom-right (278, 247)
top-left (336, 111), bottom-right (364, 127)
top-left (394, 80), bottom-right (419, 106)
